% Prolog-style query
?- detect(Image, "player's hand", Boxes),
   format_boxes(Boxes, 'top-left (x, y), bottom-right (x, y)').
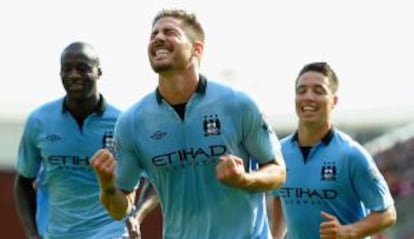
top-left (320, 211), bottom-right (355, 239)
top-left (216, 154), bottom-right (247, 188)
top-left (90, 149), bottom-right (116, 190)
top-left (126, 216), bottom-right (141, 239)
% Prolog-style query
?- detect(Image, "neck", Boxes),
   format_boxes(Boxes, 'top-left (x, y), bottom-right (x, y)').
top-left (65, 93), bottom-right (100, 119)
top-left (297, 121), bottom-right (332, 146)
top-left (158, 69), bottom-right (199, 105)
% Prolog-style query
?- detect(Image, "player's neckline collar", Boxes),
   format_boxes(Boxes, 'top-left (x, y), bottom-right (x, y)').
top-left (292, 128), bottom-right (335, 145)
top-left (155, 74), bottom-right (207, 104)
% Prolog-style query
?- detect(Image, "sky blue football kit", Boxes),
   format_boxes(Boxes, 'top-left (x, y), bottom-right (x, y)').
top-left (271, 129), bottom-right (394, 239)
top-left (16, 96), bottom-right (127, 239)
top-left (115, 76), bottom-right (283, 239)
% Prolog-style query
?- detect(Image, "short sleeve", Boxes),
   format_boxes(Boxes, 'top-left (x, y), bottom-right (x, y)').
top-left (114, 113), bottom-right (143, 191)
top-left (350, 146), bottom-right (394, 212)
top-left (16, 115), bottom-right (42, 178)
top-left (238, 92), bottom-right (282, 164)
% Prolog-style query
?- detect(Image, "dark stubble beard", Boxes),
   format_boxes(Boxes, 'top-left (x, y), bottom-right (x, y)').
top-left (151, 53), bottom-right (195, 73)
top-left (151, 62), bottom-right (174, 73)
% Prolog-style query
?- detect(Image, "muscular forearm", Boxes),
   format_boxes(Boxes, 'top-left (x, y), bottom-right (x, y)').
top-left (14, 177), bottom-right (39, 238)
top-left (344, 206), bottom-right (397, 238)
top-left (100, 187), bottom-right (134, 221)
top-left (242, 163), bottom-right (286, 191)
top-left (91, 149), bottom-right (135, 220)
top-left (271, 197), bottom-right (286, 239)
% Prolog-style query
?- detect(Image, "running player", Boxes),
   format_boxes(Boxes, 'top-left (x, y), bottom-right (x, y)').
top-left (271, 62), bottom-right (397, 239)
top-left (91, 8), bottom-right (286, 239)
top-left (14, 41), bottom-right (128, 239)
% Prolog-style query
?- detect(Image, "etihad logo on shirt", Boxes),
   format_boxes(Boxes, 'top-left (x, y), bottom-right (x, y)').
top-left (47, 155), bottom-right (91, 171)
top-left (152, 144), bottom-right (227, 169)
top-left (279, 187), bottom-right (338, 199)
top-left (203, 114), bottom-right (221, 136)
top-left (321, 161), bottom-right (337, 181)
top-left (279, 187), bottom-right (339, 205)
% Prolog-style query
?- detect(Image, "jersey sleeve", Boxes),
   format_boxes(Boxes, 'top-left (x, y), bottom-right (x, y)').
top-left (237, 92), bottom-right (283, 164)
top-left (15, 114), bottom-right (42, 178)
top-left (350, 145), bottom-right (394, 212)
top-left (114, 113), bottom-right (143, 192)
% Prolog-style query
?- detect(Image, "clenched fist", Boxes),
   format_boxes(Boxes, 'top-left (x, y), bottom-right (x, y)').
top-left (91, 149), bottom-right (117, 191)
top-left (216, 154), bottom-right (247, 188)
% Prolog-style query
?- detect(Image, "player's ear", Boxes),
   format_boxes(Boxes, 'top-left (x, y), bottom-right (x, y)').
top-left (332, 95), bottom-right (338, 108)
top-left (192, 41), bottom-right (203, 57)
top-left (97, 67), bottom-right (102, 77)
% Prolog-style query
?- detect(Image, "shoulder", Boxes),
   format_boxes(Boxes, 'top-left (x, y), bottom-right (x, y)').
top-left (103, 102), bottom-right (122, 117)
top-left (280, 134), bottom-right (296, 150)
top-left (281, 134), bottom-right (295, 144)
top-left (26, 98), bottom-right (64, 121)
top-left (117, 92), bottom-right (156, 124)
top-left (206, 79), bottom-right (259, 110)
top-left (21, 98), bottom-right (63, 132)
top-left (332, 129), bottom-right (372, 161)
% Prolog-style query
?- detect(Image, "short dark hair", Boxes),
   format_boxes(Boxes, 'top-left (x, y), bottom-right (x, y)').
top-left (152, 8), bottom-right (205, 44)
top-left (61, 41), bottom-right (100, 66)
top-left (296, 62), bottom-right (338, 93)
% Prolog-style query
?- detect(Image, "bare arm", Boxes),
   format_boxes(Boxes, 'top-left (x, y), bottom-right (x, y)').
top-left (100, 187), bottom-right (135, 221)
top-left (91, 149), bottom-right (135, 220)
top-left (14, 174), bottom-right (41, 239)
top-left (244, 161), bottom-right (286, 191)
top-left (320, 206), bottom-right (397, 238)
top-left (134, 181), bottom-right (160, 223)
top-left (216, 155), bottom-right (286, 191)
top-left (126, 180), bottom-right (160, 239)
top-left (271, 197), bottom-right (287, 239)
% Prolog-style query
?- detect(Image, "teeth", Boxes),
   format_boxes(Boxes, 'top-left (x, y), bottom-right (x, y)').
top-left (302, 106), bottom-right (316, 112)
top-left (155, 49), bottom-right (169, 56)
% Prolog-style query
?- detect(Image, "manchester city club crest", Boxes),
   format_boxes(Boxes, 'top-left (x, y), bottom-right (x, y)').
top-left (321, 161), bottom-right (337, 181)
top-left (102, 131), bottom-right (116, 154)
top-left (203, 114), bottom-right (221, 136)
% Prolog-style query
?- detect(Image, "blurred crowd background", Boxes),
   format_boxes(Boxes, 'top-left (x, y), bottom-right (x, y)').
top-left (365, 123), bottom-right (414, 239)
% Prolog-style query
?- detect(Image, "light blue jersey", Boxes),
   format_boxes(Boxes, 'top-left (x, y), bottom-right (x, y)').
top-left (16, 96), bottom-right (128, 239)
top-left (271, 129), bottom-right (394, 239)
top-left (115, 76), bottom-right (282, 239)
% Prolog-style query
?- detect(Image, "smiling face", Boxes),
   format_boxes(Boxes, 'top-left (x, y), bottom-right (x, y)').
top-left (148, 16), bottom-right (203, 74)
top-left (60, 43), bottom-right (101, 103)
top-left (295, 70), bottom-right (338, 127)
